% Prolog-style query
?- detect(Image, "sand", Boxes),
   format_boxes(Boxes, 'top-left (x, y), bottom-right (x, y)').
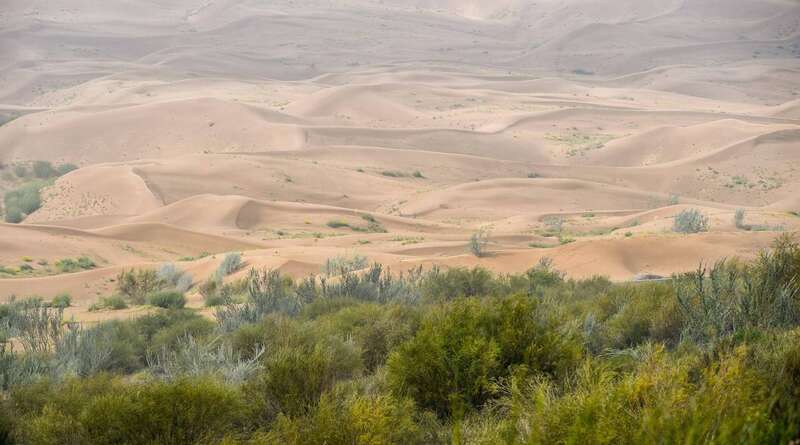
top-left (0, 0), bottom-right (798, 321)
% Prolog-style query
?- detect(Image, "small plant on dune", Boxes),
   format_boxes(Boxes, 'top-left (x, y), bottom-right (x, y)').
top-left (323, 254), bottom-right (369, 276)
top-left (116, 269), bottom-right (164, 305)
top-left (673, 208), bottom-right (709, 234)
top-left (49, 293), bottom-right (72, 309)
top-left (217, 252), bottom-right (242, 277)
top-left (54, 258), bottom-right (76, 273)
top-left (55, 256), bottom-right (96, 273)
top-left (3, 180), bottom-right (46, 223)
top-left (735, 208), bottom-right (747, 229)
top-left (157, 262), bottom-right (193, 292)
top-left (469, 228), bottom-right (490, 257)
top-left (88, 295), bottom-right (128, 312)
top-left (668, 194), bottom-right (680, 205)
top-left (543, 215), bottom-right (565, 236)
top-left (327, 219), bottom-right (350, 229)
top-left (412, 170), bottom-right (425, 178)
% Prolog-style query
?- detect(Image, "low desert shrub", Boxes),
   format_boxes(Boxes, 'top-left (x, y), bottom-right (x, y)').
top-left (89, 295), bottom-right (128, 312)
top-left (116, 269), bottom-right (164, 304)
top-left (217, 252), bottom-right (242, 277)
top-left (469, 228), bottom-right (490, 257)
top-left (49, 294), bottom-right (71, 309)
top-left (322, 254), bottom-right (368, 276)
top-left (673, 208), bottom-right (709, 234)
top-left (156, 262), bottom-right (193, 292)
top-left (148, 291), bottom-right (186, 309)
top-left (55, 256), bottom-right (95, 273)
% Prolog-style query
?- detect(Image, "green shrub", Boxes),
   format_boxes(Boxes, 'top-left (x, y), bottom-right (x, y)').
top-left (55, 163), bottom-right (78, 176)
top-left (217, 252), bottom-right (242, 276)
top-left (322, 254), bottom-right (368, 276)
top-left (420, 266), bottom-right (494, 301)
top-left (326, 220), bottom-right (350, 229)
top-left (387, 296), bottom-right (581, 417)
top-left (735, 208), bottom-right (746, 229)
top-left (258, 392), bottom-right (424, 445)
top-left (469, 228), bottom-right (489, 257)
top-left (244, 329), bottom-right (362, 422)
top-left (3, 180), bottom-right (47, 222)
top-left (673, 208), bottom-right (709, 234)
top-left (148, 291), bottom-right (186, 309)
top-left (32, 161), bottom-right (55, 179)
top-left (116, 269), bottom-right (164, 304)
top-left (54, 257), bottom-right (95, 273)
top-left (49, 294), bottom-right (71, 309)
top-left (79, 378), bottom-right (245, 445)
top-left (89, 295), bottom-right (128, 312)
top-left (3, 207), bottom-right (22, 223)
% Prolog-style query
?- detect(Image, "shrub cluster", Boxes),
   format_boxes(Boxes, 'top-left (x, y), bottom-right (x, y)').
top-left (2, 161), bottom-right (79, 223)
top-left (0, 236), bottom-right (798, 443)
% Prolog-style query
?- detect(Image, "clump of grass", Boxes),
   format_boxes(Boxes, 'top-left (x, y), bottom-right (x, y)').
top-left (381, 170), bottom-right (406, 178)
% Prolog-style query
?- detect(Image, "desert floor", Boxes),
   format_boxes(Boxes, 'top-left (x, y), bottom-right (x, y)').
top-left (1, 0), bottom-right (799, 322)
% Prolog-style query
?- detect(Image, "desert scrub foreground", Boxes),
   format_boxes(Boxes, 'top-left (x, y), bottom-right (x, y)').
top-left (1, 236), bottom-right (799, 444)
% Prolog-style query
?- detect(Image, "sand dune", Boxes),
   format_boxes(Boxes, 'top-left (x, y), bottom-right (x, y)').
top-left (1, 0), bottom-right (799, 320)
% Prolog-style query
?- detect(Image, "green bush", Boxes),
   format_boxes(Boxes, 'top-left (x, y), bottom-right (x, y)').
top-left (13, 164), bottom-right (27, 178)
top-left (49, 293), bottom-right (71, 309)
top-left (79, 378), bottom-right (245, 445)
top-left (469, 228), bottom-right (489, 257)
top-left (258, 392), bottom-right (424, 445)
top-left (55, 163), bottom-right (78, 176)
top-left (3, 180), bottom-right (47, 222)
top-left (116, 269), bottom-right (164, 304)
top-left (217, 252), bottom-right (242, 276)
top-left (32, 161), bottom-right (56, 179)
top-left (2, 241), bottom-right (800, 442)
top-left (244, 337), bottom-right (362, 422)
top-left (387, 295), bottom-right (581, 416)
top-left (54, 257), bottom-right (95, 273)
top-left (673, 208), bottom-right (709, 234)
top-left (148, 291), bottom-right (186, 309)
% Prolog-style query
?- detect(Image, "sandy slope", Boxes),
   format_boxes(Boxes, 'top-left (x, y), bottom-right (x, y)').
top-left (0, 0), bottom-right (799, 321)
